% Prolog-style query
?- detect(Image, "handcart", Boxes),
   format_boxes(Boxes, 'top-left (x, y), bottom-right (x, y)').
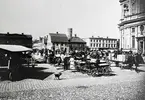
top-left (90, 59), bottom-right (112, 76)
top-left (111, 54), bottom-right (134, 69)
top-left (75, 58), bottom-right (112, 76)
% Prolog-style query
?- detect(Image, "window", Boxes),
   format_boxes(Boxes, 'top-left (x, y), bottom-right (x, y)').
top-left (90, 43), bottom-right (92, 47)
top-left (132, 28), bottom-right (135, 33)
top-left (94, 44), bottom-right (95, 47)
top-left (99, 44), bottom-right (101, 47)
top-left (140, 25), bottom-right (144, 35)
top-left (132, 35), bottom-right (135, 48)
top-left (91, 39), bottom-right (92, 42)
top-left (131, 0), bottom-right (136, 14)
top-left (109, 44), bottom-right (110, 48)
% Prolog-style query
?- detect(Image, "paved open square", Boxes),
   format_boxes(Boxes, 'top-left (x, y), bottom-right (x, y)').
top-left (0, 64), bottom-right (145, 100)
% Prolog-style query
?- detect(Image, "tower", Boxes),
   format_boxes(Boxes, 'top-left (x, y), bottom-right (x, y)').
top-left (68, 28), bottom-right (73, 40)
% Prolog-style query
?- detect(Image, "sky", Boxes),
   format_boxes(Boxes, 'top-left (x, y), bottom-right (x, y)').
top-left (0, 0), bottom-right (121, 40)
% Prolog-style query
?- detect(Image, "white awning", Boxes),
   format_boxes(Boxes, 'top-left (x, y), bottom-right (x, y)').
top-left (0, 44), bottom-right (32, 52)
top-left (33, 43), bottom-right (45, 50)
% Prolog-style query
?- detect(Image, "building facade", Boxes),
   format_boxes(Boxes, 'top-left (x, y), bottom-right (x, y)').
top-left (43, 32), bottom-right (68, 53)
top-left (68, 28), bottom-right (86, 51)
top-left (83, 37), bottom-right (118, 50)
top-left (42, 28), bottom-right (86, 53)
top-left (119, 0), bottom-right (145, 53)
top-left (69, 34), bottom-right (86, 51)
top-left (0, 32), bottom-right (32, 48)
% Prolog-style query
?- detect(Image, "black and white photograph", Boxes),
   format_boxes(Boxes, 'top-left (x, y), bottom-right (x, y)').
top-left (0, 0), bottom-right (145, 99)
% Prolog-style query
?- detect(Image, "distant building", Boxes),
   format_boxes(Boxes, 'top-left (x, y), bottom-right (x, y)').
top-left (118, 0), bottom-right (145, 53)
top-left (83, 36), bottom-right (118, 50)
top-left (42, 32), bottom-right (68, 53)
top-left (42, 28), bottom-right (86, 53)
top-left (0, 32), bottom-right (32, 48)
top-left (69, 34), bottom-right (86, 51)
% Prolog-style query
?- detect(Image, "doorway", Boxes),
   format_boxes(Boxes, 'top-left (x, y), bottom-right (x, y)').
top-left (139, 41), bottom-right (143, 54)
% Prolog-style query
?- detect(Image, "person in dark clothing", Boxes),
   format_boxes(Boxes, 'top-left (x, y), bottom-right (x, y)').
top-left (63, 56), bottom-right (70, 70)
top-left (127, 51), bottom-right (134, 70)
top-left (134, 53), bottom-right (139, 70)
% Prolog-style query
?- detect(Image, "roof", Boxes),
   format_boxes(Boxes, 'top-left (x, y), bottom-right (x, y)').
top-left (119, 0), bottom-right (126, 2)
top-left (0, 44), bottom-right (32, 52)
top-left (70, 37), bottom-right (86, 43)
top-left (49, 33), bottom-right (68, 43)
top-left (0, 33), bottom-right (32, 38)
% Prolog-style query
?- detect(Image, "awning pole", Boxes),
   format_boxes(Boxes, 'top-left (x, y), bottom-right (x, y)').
top-left (8, 59), bottom-right (11, 69)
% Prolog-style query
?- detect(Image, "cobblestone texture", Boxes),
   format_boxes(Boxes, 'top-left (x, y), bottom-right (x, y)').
top-left (0, 64), bottom-right (145, 99)
top-left (0, 80), bottom-right (145, 100)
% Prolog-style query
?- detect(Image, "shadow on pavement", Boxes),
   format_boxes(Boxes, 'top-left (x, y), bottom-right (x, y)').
top-left (92, 73), bottom-right (117, 77)
top-left (0, 68), bottom-right (10, 81)
top-left (19, 67), bottom-right (54, 80)
top-left (134, 68), bottom-right (145, 73)
top-left (120, 66), bottom-right (145, 73)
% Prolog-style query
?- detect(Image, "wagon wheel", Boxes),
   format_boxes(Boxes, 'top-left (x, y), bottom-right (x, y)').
top-left (91, 68), bottom-right (98, 77)
top-left (106, 67), bottom-right (112, 75)
top-left (98, 68), bottom-right (102, 75)
top-left (102, 67), bottom-right (107, 74)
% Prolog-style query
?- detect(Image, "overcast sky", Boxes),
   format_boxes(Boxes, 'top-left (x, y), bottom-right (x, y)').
top-left (0, 0), bottom-right (121, 40)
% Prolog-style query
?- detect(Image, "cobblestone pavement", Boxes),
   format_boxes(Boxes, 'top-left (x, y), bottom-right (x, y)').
top-left (0, 64), bottom-right (145, 99)
top-left (0, 80), bottom-right (145, 100)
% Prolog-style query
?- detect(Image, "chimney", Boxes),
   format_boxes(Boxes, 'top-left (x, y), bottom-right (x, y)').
top-left (56, 32), bottom-right (59, 34)
top-left (68, 28), bottom-right (73, 40)
top-left (7, 32), bottom-right (9, 34)
top-left (22, 33), bottom-right (24, 35)
top-left (75, 34), bottom-right (77, 37)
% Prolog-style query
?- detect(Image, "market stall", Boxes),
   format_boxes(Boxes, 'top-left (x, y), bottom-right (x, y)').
top-left (0, 44), bottom-right (32, 81)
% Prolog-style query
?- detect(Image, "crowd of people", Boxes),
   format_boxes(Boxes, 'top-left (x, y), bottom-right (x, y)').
top-left (32, 48), bottom-right (145, 71)
top-left (47, 49), bottom-right (111, 70)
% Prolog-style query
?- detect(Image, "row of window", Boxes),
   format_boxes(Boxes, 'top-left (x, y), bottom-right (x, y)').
top-left (90, 43), bottom-right (116, 48)
top-left (54, 43), bottom-right (84, 47)
top-left (90, 39), bottom-right (116, 43)
top-left (53, 43), bottom-right (66, 46)
top-left (121, 35), bottom-right (135, 48)
top-left (127, 25), bottom-right (144, 33)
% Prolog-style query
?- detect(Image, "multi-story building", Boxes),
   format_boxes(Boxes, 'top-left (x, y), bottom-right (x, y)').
top-left (42, 28), bottom-right (86, 53)
top-left (83, 36), bottom-right (118, 50)
top-left (118, 0), bottom-right (145, 53)
top-left (44, 32), bottom-right (68, 53)
top-left (0, 32), bottom-right (32, 48)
